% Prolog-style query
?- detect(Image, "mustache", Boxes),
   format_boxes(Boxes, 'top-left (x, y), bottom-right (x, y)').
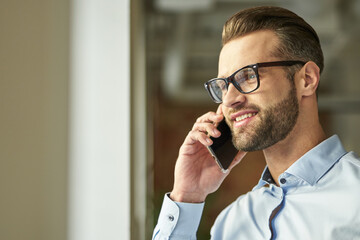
top-left (226, 103), bottom-right (261, 116)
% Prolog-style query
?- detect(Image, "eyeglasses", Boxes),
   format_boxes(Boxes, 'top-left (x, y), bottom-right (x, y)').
top-left (204, 60), bottom-right (306, 103)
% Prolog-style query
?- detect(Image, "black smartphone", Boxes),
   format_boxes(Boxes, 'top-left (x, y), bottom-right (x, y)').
top-left (207, 119), bottom-right (238, 173)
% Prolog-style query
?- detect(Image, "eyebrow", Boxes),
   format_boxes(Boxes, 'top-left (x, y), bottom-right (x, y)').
top-left (217, 64), bottom-right (252, 79)
top-left (217, 66), bottom-right (245, 79)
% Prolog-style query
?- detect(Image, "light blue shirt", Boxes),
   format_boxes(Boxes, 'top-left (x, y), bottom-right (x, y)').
top-left (153, 135), bottom-right (360, 239)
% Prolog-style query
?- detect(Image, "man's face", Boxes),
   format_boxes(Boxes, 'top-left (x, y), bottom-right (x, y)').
top-left (218, 30), bottom-right (299, 151)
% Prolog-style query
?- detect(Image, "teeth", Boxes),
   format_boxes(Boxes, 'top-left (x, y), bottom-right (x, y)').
top-left (236, 113), bottom-right (257, 121)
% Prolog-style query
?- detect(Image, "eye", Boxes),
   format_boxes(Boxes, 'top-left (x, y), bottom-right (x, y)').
top-left (234, 68), bottom-right (257, 84)
top-left (247, 72), bottom-right (257, 82)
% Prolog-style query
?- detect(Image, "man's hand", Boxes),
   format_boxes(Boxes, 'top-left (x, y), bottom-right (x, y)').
top-left (170, 105), bottom-right (247, 203)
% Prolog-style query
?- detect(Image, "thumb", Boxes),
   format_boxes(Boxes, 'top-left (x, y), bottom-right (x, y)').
top-left (216, 104), bottom-right (223, 115)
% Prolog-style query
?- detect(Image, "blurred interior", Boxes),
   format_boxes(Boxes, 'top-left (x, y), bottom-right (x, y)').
top-left (147, 0), bottom-right (360, 239)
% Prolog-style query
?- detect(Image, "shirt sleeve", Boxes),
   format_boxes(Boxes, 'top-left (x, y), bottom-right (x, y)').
top-left (152, 193), bottom-right (205, 240)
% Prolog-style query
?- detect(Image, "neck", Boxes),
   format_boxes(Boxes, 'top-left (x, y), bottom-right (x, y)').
top-left (262, 118), bottom-right (326, 186)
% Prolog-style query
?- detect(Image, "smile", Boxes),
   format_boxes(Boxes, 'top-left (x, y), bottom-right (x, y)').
top-left (231, 111), bottom-right (258, 128)
top-left (235, 112), bottom-right (257, 122)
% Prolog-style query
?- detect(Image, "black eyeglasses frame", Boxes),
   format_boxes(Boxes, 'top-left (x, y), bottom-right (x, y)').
top-left (204, 60), bottom-right (306, 103)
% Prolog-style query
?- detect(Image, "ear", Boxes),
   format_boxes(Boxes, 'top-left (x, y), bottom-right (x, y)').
top-left (298, 61), bottom-right (320, 97)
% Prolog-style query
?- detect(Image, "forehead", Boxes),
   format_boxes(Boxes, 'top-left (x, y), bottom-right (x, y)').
top-left (218, 30), bottom-right (280, 77)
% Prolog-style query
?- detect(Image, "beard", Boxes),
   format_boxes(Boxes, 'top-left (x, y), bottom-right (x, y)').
top-left (230, 83), bottom-right (299, 152)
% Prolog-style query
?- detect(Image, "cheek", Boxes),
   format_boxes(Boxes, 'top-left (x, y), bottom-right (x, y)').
top-left (222, 106), bottom-right (231, 119)
top-left (262, 81), bottom-right (293, 104)
top-left (250, 88), bottom-right (290, 113)
top-left (259, 70), bottom-right (293, 96)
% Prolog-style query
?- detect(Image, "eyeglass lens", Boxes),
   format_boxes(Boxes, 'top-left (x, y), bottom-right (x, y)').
top-left (209, 67), bottom-right (258, 102)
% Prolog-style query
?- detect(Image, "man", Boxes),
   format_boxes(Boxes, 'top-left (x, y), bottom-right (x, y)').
top-left (153, 6), bottom-right (360, 240)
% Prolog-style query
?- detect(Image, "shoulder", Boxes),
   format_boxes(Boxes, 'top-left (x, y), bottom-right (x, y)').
top-left (319, 151), bottom-right (360, 191)
top-left (342, 151), bottom-right (360, 166)
top-left (335, 151), bottom-right (360, 176)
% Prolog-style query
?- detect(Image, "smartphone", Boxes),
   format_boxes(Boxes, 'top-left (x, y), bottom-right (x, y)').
top-left (207, 119), bottom-right (238, 173)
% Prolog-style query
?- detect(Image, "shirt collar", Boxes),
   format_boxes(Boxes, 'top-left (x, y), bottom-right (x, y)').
top-left (286, 135), bottom-right (347, 185)
top-left (255, 135), bottom-right (347, 189)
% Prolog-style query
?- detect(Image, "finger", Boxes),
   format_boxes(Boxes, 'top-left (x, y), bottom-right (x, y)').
top-left (195, 111), bottom-right (223, 124)
top-left (192, 122), bottom-right (221, 137)
top-left (216, 104), bottom-right (223, 115)
top-left (228, 151), bottom-right (247, 170)
top-left (184, 129), bottom-right (213, 146)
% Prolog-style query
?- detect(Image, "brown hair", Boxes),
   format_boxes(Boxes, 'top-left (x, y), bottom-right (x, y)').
top-left (222, 6), bottom-right (324, 74)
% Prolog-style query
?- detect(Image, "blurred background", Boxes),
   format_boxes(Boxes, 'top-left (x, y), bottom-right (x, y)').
top-left (1, 0), bottom-right (359, 240)
top-left (149, 0), bottom-right (360, 239)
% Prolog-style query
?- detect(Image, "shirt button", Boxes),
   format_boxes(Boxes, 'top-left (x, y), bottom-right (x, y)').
top-left (280, 178), bottom-right (287, 184)
top-left (167, 214), bottom-right (175, 222)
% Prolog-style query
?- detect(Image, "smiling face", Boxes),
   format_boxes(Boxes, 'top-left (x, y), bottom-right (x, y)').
top-left (219, 30), bottom-right (300, 151)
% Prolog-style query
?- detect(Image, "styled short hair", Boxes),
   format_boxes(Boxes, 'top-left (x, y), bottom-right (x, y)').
top-left (222, 6), bottom-right (324, 74)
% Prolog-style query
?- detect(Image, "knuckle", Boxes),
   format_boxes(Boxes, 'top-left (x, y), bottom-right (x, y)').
top-left (188, 129), bottom-right (195, 136)
top-left (192, 122), bottom-right (199, 130)
top-left (196, 116), bottom-right (203, 123)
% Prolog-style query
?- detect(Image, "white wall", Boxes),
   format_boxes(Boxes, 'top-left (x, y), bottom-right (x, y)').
top-left (69, 0), bottom-right (131, 239)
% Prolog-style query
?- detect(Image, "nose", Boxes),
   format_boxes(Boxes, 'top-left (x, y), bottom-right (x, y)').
top-left (222, 83), bottom-right (246, 108)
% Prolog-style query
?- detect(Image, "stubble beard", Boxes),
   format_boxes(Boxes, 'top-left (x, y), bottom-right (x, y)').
top-left (231, 84), bottom-right (299, 152)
